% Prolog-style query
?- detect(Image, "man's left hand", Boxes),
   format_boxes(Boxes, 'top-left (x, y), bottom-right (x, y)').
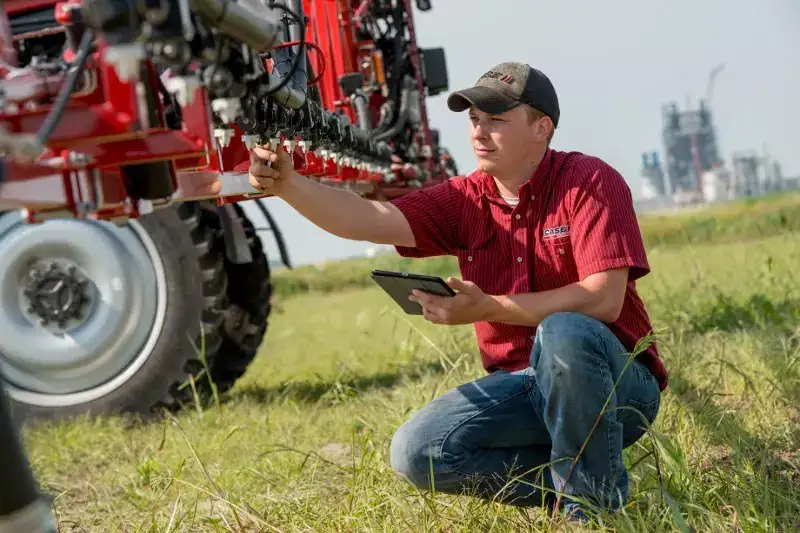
top-left (410, 277), bottom-right (495, 325)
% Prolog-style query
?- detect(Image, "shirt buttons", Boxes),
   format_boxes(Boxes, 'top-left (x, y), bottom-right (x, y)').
top-left (517, 257), bottom-right (523, 262)
top-left (467, 255), bottom-right (473, 261)
top-left (558, 249), bottom-right (565, 255)
top-left (515, 213), bottom-right (521, 220)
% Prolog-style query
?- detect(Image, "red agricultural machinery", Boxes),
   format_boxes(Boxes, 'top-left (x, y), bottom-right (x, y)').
top-left (0, 0), bottom-right (457, 528)
top-left (0, 0), bottom-right (457, 424)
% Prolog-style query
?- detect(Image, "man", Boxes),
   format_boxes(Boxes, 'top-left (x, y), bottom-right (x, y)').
top-left (248, 62), bottom-right (667, 521)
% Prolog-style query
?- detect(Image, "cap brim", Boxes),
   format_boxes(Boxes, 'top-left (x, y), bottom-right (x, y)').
top-left (447, 86), bottom-right (522, 114)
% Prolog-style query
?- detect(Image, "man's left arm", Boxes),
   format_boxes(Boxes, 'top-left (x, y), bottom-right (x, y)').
top-left (482, 268), bottom-right (630, 326)
top-left (413, 266), bottom-right (631, 326)
top-left (411, 161), bottom-right (648, 327)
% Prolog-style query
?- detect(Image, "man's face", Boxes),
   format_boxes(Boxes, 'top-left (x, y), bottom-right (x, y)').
top-left (468, 105), bottom-right (551, 177)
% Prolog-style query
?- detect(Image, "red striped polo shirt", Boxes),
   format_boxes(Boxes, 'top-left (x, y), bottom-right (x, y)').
top-left (390, 148), bottom-right (667, 391)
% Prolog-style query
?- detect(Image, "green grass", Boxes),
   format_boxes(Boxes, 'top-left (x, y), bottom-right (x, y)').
top-left (637, 191), bottom-right (800, 249)
top-left (22, 207), bottom-right (800, 531)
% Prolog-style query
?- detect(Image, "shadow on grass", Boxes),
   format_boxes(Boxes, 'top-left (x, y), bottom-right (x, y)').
top-left (229, 359), bottom-right (448, 405)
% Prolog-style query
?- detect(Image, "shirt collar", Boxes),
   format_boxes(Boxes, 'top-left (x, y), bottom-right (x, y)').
top-left (478, 148), bottom-right (555, 201)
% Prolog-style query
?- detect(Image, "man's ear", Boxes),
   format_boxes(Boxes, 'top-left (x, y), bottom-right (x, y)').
top-left (540, 117), bottom-right (554, 142)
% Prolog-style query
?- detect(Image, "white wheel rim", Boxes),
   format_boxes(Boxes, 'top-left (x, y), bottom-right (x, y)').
top-left (0, 212), bottom-right (169, 407)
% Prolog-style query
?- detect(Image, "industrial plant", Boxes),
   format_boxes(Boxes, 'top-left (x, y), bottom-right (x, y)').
top-left (638, 66), bottom-right (797, 210)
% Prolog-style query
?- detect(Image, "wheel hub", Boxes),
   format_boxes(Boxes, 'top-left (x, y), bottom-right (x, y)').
top-left (22, 260), bottom-right (93, 330)
top-left (0, 212), bottom-right (168, 402)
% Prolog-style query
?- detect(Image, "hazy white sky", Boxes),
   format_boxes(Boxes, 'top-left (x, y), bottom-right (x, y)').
top-left (247, 0), bottom-right (800, 266)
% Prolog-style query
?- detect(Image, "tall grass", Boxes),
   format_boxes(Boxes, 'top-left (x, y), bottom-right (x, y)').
top-left (21, 197), bottom-right (800, 532)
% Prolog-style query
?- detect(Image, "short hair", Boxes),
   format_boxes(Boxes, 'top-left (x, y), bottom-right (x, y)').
top-left (526, 106), bottom-right (555, 143)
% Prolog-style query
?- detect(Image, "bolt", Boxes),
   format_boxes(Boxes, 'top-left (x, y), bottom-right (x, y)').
top-left (162, 43), bottom-right (177, 58)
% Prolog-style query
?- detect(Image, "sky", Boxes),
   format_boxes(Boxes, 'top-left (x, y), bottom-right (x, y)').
top-left (244, 0), bottom-right (800, 267)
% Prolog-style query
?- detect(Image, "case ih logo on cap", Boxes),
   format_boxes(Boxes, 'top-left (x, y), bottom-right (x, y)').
top-left (543, 225), bottom-right (570, 240)
top-left (481, 70), bottom-right (516, 85)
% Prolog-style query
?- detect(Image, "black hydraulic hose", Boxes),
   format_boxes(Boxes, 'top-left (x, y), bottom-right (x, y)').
top-left (36, 27), bottom-right (94, 146)
top-left (263, 0), bottom-right (305, 99)
top-left (372, 78), bottom-right (411, 142)
top-left (371, 3), bottom-right (405, 137)
top-left (0, 386), bottom-right (57, 533)
top-left (351, 91), bottom-right (371, 131)
top-left (254, 200), bottom-right (292, 269)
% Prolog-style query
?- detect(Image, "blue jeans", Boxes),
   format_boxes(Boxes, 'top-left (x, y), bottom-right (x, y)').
top-left (390, 312), bottom-right (661, 513)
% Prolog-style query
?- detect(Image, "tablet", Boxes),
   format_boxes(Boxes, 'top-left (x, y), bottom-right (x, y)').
top-left (370, 269), bottom-right (456, 315)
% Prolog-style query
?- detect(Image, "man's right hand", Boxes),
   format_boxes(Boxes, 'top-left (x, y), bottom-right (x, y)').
top-left (248, 144), bottom-right (295, 195)
top-left (245, 143), bottom-right (417, 248)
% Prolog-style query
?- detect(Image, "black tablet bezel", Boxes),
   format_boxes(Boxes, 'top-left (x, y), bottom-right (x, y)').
top-left (370, 269), bottom-right (456, 315)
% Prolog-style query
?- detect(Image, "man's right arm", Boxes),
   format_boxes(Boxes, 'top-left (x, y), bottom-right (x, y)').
top-left (249, 145), bottom-right (461, 254)
top-left (278, 171), bottom-right (417, 247)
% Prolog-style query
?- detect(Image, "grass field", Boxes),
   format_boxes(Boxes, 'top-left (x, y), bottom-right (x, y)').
top-left (22, 195), bottom-right (800, 532)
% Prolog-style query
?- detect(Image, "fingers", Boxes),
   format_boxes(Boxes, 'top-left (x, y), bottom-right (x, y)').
top-left (249, 160), bottom-right (280, 179)
top-left (410, 290), bottom-right (449, 323)
top-left (249, 173), bottom-right (274, 190)
top-left (252, 147), bottom-right (279, 164)
top-left (252, 145), bottom-right (293, 167)
top-left (411, 289), bottom-right (449, 308)
top-left (422, 306), bottom-right (444, 324)
top-left (249, 168), bottom-right (278, 191)
top-left (249, 161), bottom-right (279, 188)
top-left (446, 277), bottom-right (478, 293)
top-left (249, 145), bottom-right (294, 194)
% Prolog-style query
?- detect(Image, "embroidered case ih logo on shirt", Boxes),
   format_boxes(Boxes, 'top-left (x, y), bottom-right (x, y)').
top-left (542, 225), bottom-right (570, 240)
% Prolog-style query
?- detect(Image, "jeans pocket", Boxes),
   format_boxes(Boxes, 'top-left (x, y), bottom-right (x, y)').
top-left (620, 395), bottom-right (660, 447)
top-left (619, 361), bottom-right (661, 447)
top-left (628, 396), bottom-right (660, 424)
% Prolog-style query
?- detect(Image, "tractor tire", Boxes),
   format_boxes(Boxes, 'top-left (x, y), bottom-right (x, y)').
top-left (0, 202), bottom-right (227, 424)
top-left (195, 203), bottom-right (272, 396)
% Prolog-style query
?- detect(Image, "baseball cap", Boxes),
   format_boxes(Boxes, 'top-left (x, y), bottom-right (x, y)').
top-left (447, 62), bottom-right (560, 128)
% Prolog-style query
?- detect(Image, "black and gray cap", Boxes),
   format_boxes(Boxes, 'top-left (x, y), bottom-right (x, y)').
top-left (447, 62), bottom-right (560, 128)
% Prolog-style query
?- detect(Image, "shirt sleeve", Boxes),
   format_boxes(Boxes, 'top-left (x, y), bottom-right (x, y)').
top-left (389, 178), bottom-right (462, 258)
top-left (569, 159), bottom-right (650, 281)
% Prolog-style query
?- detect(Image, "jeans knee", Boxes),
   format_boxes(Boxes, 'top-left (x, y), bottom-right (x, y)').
top-left (530, 313), bottom-right (616, 399)
top-left (535, 312), bottom-right (607, 364)
top-left (389, 421), bottom-right (437, 490)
